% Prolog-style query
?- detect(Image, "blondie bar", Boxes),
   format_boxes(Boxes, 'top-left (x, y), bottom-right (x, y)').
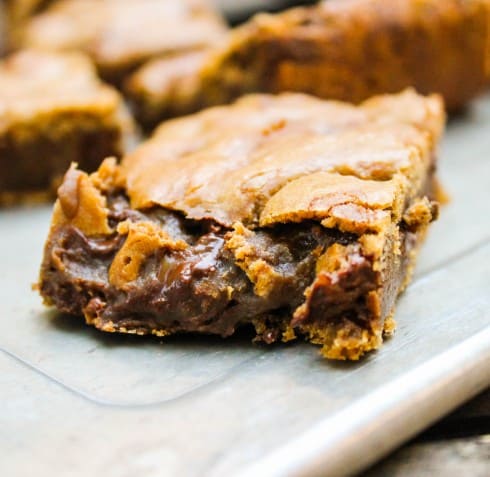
top-left (38, 90), bottom-right (443, 360)
top-left (0, 50), bottom-right (134, 204)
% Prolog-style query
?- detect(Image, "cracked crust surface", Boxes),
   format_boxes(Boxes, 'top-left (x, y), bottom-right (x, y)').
top-left (122, 89), bottom-right (443, 227)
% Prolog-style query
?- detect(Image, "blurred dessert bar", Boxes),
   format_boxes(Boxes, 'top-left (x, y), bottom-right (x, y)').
top-left (4, 0), bottom-right (54, 29)
top-left (126, 0), bottom-right (489, 129)
top-left (0, 50), bottom-right (134, 205)
top-left (2, 0), bottom-right (55, 50)
top-left (39, 89), bottom-right (443, 360)
top-left (201, 0), bottom-right (490, 110)
top-left (11, 0), bottom-right (228, 84)
top-left (125, 50), bottom-right (212, 130)
top-left (4, 0), bottom-right (54, 24)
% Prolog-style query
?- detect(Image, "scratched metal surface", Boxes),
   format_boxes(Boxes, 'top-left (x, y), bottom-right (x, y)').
top-left (1, 94), bottom-right (490, 477)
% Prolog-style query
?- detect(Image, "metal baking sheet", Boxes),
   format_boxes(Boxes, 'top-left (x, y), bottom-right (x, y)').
top-left (213, 0), bottom-right (312, 20)
top-left (1, 94), bottom-right (490, 477)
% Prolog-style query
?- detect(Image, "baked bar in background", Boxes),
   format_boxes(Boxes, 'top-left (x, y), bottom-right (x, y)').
top-left (126, 0), bottom-right (489, 129)
top-left (2, 0), bottom-right (56, 51)
top-left (13, 0), bottom-right (228, 84)
top-left (4, 0), bottom-right (54, 29)
top-left (4, 0), bottom-right (54, 22)
top-left (0, 1), bottom-right (6, 56)
top-left (0, 50), bottom-right (135, 205)
top-left (39, 89), bottom-right (444, 360)
top-left (125, 50), bottom-right (212, 130)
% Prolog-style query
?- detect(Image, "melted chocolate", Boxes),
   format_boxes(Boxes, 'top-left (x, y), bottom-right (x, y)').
top-left (40, 193), bottom-right (376, 338)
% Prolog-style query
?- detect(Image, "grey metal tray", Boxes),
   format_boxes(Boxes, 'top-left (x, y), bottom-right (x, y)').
top-left (1, 94), bottom-right (490, 477)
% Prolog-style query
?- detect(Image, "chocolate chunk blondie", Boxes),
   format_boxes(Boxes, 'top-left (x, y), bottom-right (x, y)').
top-left (126, 0), bottom-right (489, 127)
top-left (0, 50), bottom-right (134, 205)
top-left (38, 90), bottom-right (443, 360)
top-left (14, 0), bottom-right (228, 84)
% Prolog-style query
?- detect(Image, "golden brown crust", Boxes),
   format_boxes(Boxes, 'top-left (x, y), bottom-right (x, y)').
top-left (15, 0), bottom-right (227, 82)
top-left (402, 197), bottom-right (438, 229)
top-left (52, 163), bottom-right (113, 236)
top-left (122, 90), bottom-right (444, 231)
top-left (0, 49), bottom-right (126, 133)
top-left (259, 172), bottom-right (401, 234)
